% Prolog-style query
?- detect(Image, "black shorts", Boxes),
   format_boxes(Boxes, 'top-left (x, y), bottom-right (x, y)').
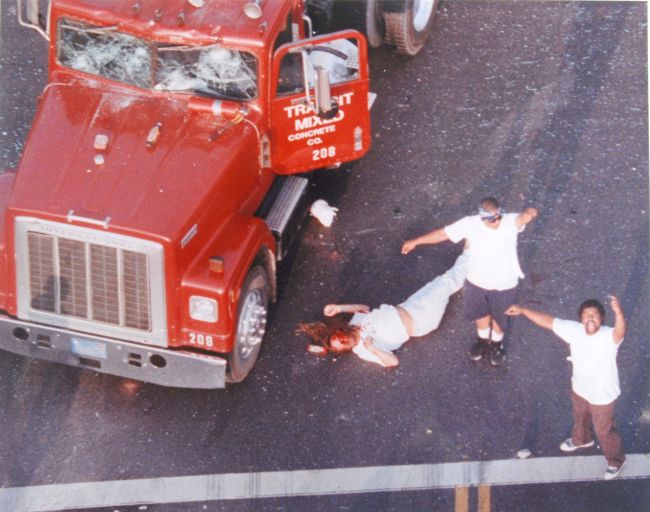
top-left (463, 280), bottom-right (517, 332)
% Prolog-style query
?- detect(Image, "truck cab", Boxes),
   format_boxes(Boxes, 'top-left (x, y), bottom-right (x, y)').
top-left (0, 0), bottom-right (371, 388)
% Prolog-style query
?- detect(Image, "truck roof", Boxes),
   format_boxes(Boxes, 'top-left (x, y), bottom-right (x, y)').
top-left (54, 0), bottom-right (292, 49)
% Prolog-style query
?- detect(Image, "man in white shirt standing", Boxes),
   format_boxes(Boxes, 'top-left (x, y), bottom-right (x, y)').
top-left (401, 197), bottom-right (538, 366)
top-left (506, 296), bottom-right (626, 480)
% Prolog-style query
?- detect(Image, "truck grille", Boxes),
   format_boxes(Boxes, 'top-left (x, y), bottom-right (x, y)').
top-left (27, 233), bottom-right (150, 330)
top-left (15, 218), bottom-right (167, 346)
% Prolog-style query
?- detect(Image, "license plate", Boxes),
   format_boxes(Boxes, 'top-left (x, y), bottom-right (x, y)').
top-left (71, 337), bottom-right (107, 360)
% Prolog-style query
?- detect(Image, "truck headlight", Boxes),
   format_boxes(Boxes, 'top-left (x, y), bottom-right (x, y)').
top-left (189, 296), bottom-right (218, 323)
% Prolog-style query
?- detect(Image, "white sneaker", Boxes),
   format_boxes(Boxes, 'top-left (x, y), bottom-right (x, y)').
top-left (559, 438), bottom-right (595, 452)
top-left (604, 460), bottom-right (626, 480)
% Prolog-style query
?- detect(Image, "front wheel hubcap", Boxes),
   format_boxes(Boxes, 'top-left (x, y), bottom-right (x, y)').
top-left (237, 290), bottom-right (267, 360)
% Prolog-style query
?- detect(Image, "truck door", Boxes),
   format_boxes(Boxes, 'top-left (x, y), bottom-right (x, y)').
top-left (270, 30), bottom-right (371, 175)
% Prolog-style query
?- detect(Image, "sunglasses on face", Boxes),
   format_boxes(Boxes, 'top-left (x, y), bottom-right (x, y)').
top-left (483, 214), bottom-right (502, 223)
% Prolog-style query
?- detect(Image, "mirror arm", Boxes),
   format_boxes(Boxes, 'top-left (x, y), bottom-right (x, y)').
top-left (298, 50), bottom-right (315, 112)
top-left (302, 14), bottom-right (313, 39)
top-left (17, 0), bottom-right (50, 40)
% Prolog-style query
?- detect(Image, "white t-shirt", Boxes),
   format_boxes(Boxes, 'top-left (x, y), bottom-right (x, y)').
top-left (552, 318), bottom-right (621, 405)
top-left (349, 305), bottom-right (409, 366)
top-left (349, 304), bottom-right (409, 353)
top-left (444, 213), bottom-right (524, 290)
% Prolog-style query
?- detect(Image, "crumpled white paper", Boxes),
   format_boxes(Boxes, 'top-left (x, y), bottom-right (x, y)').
top-left (310, 199), bottom-right (338, 227)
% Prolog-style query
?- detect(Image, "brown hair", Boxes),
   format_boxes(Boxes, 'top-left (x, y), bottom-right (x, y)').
top-left (296, 316), bottom-right (360, 354)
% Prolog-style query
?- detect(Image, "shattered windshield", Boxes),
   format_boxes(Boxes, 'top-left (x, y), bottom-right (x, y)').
top-left (58, 19), bottom-right (151, 88)
top-left (155, 46), bottom-right (258, 100)
top-left (57, 19), bottom-right (258, 100)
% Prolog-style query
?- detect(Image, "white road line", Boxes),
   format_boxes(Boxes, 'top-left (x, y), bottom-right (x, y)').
top-left (1, 454), bottom-right (649, 512)
top-left (451, 0), bottom-right (645, 3)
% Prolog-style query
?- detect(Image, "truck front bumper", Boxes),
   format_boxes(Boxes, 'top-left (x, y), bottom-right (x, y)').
top-left (0, 313), bottom-right (227, 389)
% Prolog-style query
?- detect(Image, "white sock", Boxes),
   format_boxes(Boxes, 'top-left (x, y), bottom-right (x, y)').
top-left (490, 331), bottom-right (504, 342)
top-left (477, 328), bottom-right (490, 340)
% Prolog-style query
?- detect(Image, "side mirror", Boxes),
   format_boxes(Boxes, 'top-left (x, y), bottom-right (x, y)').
top-left (18, 0), bottom-right (50, 40)
top-left (314, 66), bottom-right (339, 119)
top-left (294, 43), bottom-right (351, 119)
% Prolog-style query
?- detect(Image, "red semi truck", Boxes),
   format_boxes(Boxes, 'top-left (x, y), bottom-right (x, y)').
top-left (0, 0), bottom-right (437, 388)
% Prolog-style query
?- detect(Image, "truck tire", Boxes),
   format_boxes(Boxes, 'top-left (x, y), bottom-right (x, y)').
top-left (383, 0), bottom-right (438, 56)
top-left (226, 266), bottom-right (269, 383)
top-left (333, 0), bottom-right (383, 48)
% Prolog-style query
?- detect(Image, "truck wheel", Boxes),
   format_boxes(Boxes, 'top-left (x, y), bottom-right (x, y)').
top-left (226, 266), bottom-right (269, 383)
top-left (383, 0), bottom-right (438, 56)
top-left (334, 0), bottom-right (383, 48)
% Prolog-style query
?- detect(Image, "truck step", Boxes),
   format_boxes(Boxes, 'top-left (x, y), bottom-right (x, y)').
top-left (263, 176), bottom-right (309, 260)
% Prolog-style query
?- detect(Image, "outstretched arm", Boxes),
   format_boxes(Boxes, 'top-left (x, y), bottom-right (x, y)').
top-left (324, 304), bottom-right (370, 316)
top-left (609, 295), bottom-right (625, 345)
top-left (515, 207), bottom-right (538, 229)
top-left (401, 227), bottom-right (449, 255)
top-left (506, 304), bottom-right (554, 331)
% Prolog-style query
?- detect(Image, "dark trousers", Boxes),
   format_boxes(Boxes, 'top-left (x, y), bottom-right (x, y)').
top-left (571, 391), bottom-right (625, 468)
top-left (462, 281), bottom-right (517, 334)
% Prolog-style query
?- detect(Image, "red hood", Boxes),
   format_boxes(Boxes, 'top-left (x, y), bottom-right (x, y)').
top-left (9, 80), bottom-right (261, 243)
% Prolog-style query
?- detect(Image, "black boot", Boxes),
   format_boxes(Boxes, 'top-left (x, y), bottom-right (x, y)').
top-left (469, 337), bottom-right (490, 361)
top-left (489, 341), bottom-right (506, 366)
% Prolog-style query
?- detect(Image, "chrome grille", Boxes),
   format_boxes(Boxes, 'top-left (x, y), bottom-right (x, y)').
top-left (89, 244), bottom-right (120, 325)
top-left (59, 238), bottom-right (88, 317)
top-left (27, 232), bottom-right (151, 331)
top-left (16, 218), bottom-right (167, 346)
top-left (27, 232), bottom-right (57, 313)
top-left (123, 250), bottom-right (150, 330)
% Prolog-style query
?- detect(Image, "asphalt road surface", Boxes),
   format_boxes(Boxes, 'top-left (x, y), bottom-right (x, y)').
top-left (0, 1), bottom-right (649, 511)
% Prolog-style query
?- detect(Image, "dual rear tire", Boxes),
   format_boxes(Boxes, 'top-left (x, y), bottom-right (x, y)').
top-left (383, 0), bottom-right (439, 56)
top-left (308, 0), bottom-right (438, 56)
